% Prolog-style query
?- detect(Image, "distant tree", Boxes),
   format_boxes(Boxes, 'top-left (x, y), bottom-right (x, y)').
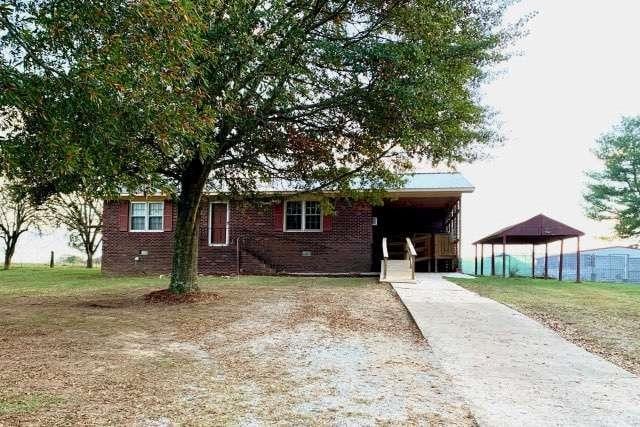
top-left (585, 116), bottom-right (640, 240)
top-left (1, 0), bottom-right (520, 293)
top-left (47, 193), bottom-right (102, 268)
top-left (0, 185), bottom-right (40, 269)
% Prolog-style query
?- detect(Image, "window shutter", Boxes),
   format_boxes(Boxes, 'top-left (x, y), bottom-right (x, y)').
top-left (164, 200), bottom-right (173, 232)
top-left (323, 214), bottom-right (333, 232)
top-left (118, 201), bottom-right (129, 231)
top-left (273, 201), bottom-right (283, 231)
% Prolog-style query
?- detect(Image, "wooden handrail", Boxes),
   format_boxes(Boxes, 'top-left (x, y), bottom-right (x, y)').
top-left (405, 237), bottom-right (417, 257)
top-left (382, 237), bottom-right (389, 280)
top-left (405, 237), bottom-right (416, 280)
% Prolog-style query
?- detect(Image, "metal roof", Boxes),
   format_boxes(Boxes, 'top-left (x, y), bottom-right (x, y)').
top-left (242, 172), bottom-right (474, 194)
top-left (395, 173), bottom-right (474, 192)
top-left (474, 214), bottom-right (585, 245)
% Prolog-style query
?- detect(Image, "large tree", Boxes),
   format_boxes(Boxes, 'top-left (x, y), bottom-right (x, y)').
top-left (1, 0), bottom-right (518, 292)
top-left (0, 184), bottom-right (40, 269)
top-left (46, 193), bottom-right (103, 269)
top-left (585, 116), bottom-right (640, 240)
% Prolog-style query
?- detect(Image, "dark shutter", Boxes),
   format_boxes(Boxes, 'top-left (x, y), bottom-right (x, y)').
top-left (163, 201), bottom-right (173, 232)
top-left (118, 200), bottom-right (129, 232)
top-left (323, 213), bottom-right (333, 232)
top-left (273, 201), bottom-right (283, 231)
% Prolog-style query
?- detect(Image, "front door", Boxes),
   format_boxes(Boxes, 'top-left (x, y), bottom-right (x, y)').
top-left (211, 202), bottom-right (228, 245)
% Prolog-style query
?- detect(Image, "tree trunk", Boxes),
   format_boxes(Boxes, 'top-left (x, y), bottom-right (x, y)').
top-left (169, 159), bottom-right (211, 294)
top-left (86, 253), bottom-right (93, 269)
top-left (3, 238), bottom-right (16, 270)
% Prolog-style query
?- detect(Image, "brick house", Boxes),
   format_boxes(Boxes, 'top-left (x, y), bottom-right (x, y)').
top-left (101, 172), bottom-right (473, 276)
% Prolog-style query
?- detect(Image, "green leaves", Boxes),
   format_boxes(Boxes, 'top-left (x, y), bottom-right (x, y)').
top-left (585, 116), bottom-right (640, 239)
top-left (1, 0), bottom-right (515, 199)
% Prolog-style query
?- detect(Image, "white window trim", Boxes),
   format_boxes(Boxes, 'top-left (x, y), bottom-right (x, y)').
top-left (130, 201), bottom-right (164, 232)
top-left (208, 201), bottom-right (230, 246)
top-left (284, 200), bottom-right (323, 232)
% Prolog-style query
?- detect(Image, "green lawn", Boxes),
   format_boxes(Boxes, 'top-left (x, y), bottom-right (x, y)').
top-left (0, 265), bottom-right (371, 297)
top-left (447, 276), bottom-right (640, 375)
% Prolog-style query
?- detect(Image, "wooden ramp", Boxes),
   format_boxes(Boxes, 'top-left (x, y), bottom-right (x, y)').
top-left (379, 237), bottom-right (416, 284)
top-left (379, 259), bottom-right (415, 283)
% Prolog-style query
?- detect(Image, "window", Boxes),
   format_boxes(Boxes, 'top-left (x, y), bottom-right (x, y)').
top-left (285, 201), bottom-right (322, 231)
top-left (130, 202), bottom-right (164, 231)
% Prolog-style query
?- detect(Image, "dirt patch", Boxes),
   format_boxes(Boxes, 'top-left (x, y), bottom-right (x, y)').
top-left (143, 289), bottom-right (222, 305)
top-left (0, 281), bottom-right (474, 425)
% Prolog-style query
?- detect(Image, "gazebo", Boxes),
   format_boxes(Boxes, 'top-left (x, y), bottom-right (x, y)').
top-left (473, 214), bottom-right (585, 282)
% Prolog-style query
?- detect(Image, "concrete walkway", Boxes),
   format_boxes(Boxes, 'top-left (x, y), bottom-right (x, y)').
top-left (392, 273), bottom-right (640, 426)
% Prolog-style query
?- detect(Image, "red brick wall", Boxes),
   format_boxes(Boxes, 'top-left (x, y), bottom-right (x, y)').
top-left (102, 198), bottom-right (373, 276)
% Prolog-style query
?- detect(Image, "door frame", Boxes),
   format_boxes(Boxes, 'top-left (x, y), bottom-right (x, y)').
top-left (208, 201), bottom-right (230, 246)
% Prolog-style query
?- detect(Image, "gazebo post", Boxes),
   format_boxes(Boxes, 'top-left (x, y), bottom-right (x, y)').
top-left (544, 241), bottom-right (549, 279)
top-left (480, 244), bottom-right (484, 276)
top-left (559, 239), bottom-right (564, 282)
top-left (502, 236), bottom-right (507, 277)
top-left (474, 244), bottom-right (478, 276)
top-left (576, 236), bottom-right (581, 283)
top-left (531, 244), bottom-right (535, 278)
top-left (491, 244), bottom-right (495, 276)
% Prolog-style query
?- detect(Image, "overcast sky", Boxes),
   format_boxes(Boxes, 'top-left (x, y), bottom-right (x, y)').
top-left (454, 0), bottom-right (640, 257)
top-left (11, 0), bottom-right (640, 263)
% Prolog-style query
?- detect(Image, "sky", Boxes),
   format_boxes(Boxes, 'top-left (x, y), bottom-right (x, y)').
top-left (10, 0), bottom-right (640, 263)
top-left (453, 0), bottom-right (640, 257)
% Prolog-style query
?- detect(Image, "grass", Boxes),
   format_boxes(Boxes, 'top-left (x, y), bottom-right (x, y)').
top-left (447, 276), bottom-right (640, 375)
top-left (0, 267), bottom-right (474, 425)
top-left (0, 394), bottom-right (63, 415)
top-left (0, 265), bottom-right (371, 297)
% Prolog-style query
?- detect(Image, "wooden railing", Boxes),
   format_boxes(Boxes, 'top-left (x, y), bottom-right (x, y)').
top-left (382, 237), bottom-right (389, 280)
top-left (405, 237), bottom-right (417, 280)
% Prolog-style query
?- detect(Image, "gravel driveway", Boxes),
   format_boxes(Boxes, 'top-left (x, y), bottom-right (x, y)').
top-left (1, 280), bottom-right (475, 425)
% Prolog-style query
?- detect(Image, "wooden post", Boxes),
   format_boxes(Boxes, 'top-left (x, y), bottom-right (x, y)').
top-left (531, 244), bottom-right (535, 278)
top-left (559, 239), bottom-right (564, 282)
top-left (502, 236), bottom-right (507, 278)
top-left (474, 244), bottom-right (478, 276)
top-left (576, 236), bottom-right (581, 283)
top-left (434, 233), bottom-right (438, 273)
top-left (544, 241), bottom-right (549, 279)
top-left (456, 199), bottom-right (462, 272)
top-left (49, 251), bottom-right (54, 268)
top-left (480, 244), bottom-right (484, 276)
top-left (491, 244), bottom-right (495, 276)
top-left (236, 237), bottom-right (241, 279)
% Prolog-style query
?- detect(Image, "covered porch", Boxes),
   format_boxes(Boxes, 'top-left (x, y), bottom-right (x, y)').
top-left (377, 195), bottom-right (461, 282)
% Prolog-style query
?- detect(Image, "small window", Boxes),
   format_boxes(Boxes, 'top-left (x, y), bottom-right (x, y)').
top-left (304, 201), bottom-right (321, 230)
top-left (148, 202), bottom-right (164, 231)
top-left (286, 201), bottom-right (303, 231)
top-left (285, 201), bottom-right (321, 231)
top-left (130, 201), bottom-right (164, 232)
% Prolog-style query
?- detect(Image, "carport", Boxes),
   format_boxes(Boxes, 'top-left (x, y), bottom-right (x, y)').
top-left (473, 214), bottom-right (585, 282)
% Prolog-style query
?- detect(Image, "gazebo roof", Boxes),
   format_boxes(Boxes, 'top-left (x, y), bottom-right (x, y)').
top-left (474, 214), bottom-right (584, 245)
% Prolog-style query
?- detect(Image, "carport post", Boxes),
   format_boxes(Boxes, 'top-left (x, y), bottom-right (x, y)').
top-left (474, 244), bottom-right (478, 275)
top-left (576, 236), bottom-right (581, 283)
top-left (491, 244), bottom-right (495, 275)
top-left (544, 242), bottom-right (549, 279)
top-left (502, 236), bottom-right (506, 277)
top-left (531, 244), bottom-right (535, 278)
top-left (559, 239), bottom-right (564, 282)
top-left (480, 244), bottom-right (484, 276)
